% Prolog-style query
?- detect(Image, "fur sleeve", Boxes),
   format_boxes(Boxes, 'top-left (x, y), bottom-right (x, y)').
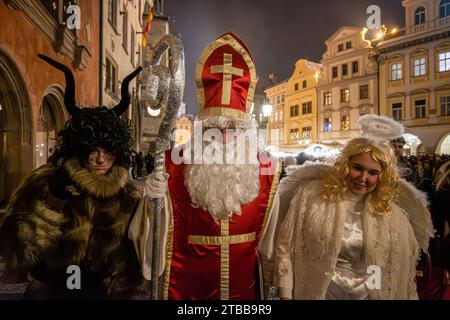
top-left (0, 164), bottom-right (66, 269)
top-left (395, 179), bottom-right (435, 252)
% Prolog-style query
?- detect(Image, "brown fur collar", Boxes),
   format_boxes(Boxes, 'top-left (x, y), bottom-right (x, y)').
top-left (63, 158), bottom-right (129, 199)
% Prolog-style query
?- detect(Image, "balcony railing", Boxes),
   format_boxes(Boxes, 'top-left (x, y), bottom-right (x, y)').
top-left (384, 15), bottom-right (450, 41)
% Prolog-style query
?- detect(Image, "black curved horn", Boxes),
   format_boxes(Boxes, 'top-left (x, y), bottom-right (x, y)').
top-left (38, 54), bottom-right (79, 116)
top-left (112, 67), bottom-right (143, 116)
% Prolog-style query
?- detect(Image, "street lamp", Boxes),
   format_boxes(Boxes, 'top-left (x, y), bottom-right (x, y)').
top-left (262, 102), bottom-right (273, 119)
top-left (260, 101), bottom-right (273, 147)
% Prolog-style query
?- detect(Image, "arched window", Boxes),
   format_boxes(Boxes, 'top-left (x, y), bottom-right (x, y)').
top-left (441, 0), bottom-right (450, 18)
top-left (415, 7), bottom-right (426, 25)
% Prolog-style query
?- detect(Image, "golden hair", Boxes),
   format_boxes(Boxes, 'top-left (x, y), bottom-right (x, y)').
top-left (321, 138), bottom-right (399, 216)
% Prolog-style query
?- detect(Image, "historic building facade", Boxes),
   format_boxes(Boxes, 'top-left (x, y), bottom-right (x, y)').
top-left (316, 26), bottom-right (379, 146)
top-left (264, 80), bottom-right (287, 151)
top-left (284, 59), bottom-right (321, 152)
top-left (378, 0), bottom-right (450, 154)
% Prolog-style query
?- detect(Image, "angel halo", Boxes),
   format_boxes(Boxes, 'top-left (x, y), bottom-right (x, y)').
top-left (358, 114), bottom-right (404, 142)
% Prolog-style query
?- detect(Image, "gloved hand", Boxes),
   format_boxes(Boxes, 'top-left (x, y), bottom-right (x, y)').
top-left (145, 170), bottom-right (169, 199)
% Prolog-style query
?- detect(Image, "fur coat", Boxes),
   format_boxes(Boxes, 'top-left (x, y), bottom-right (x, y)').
top-left (273, 164), bottom-right (434, 300)
top-left (0, 158), bottom-right (145, 299)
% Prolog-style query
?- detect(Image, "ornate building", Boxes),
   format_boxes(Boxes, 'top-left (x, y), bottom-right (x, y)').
top-left (316, 26), bottom-right (378, 146)
top-left (264, 80), bottom-right (287, 151)
top-left (284, 59), bottom-right (322, 152)
top-left (102, 0), bottom-right (146, 151)
top-left (378, 0), bottom-right (450, 154)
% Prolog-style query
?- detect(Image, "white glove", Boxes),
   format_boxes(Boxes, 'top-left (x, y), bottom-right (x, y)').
top-left (145, 170), bottom-right (169, 199)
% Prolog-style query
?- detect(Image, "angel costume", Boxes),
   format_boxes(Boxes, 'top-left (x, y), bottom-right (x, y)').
top-left (273, 164), bottom-right (434, 300)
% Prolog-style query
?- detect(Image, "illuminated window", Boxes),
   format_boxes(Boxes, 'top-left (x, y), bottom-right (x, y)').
top-left (341, 89), bottom-right (350, 102)
top-left (324, 92), bottom-right (332, 106)
top-left (341, 116), bottom-right (349, 131)
top-left (439, 52), bottom-right (450, 72)
top-left (391, 63), bottom-right (402, 81)
top-left (324, 118), bottom-right (332, 132)
top-left (290, 128), bottom-right (299, 141)
top-left (414, 58), bottom-right (426, 76)
top-left (302, 127), bottom-right (312, 139)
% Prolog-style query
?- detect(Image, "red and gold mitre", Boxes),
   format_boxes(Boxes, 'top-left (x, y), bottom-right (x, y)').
top-left (195, 32), bottom-right (257, 119)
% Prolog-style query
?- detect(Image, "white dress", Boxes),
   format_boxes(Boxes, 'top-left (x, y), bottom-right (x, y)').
top-left (325, 192), bottom-right (369, 300)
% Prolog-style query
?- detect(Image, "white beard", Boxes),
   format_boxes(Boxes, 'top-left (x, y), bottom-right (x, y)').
top-left (184, 155), bottom-right (260, 221)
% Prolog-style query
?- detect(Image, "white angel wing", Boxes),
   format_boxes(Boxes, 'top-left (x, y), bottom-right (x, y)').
top-left (277, 163), bottom-right (333, 223)
top-left (394, 179), bottom-right (435, 252)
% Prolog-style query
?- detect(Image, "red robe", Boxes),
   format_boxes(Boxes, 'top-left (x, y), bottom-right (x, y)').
top-left (162, 150), bottom-right (280, 300)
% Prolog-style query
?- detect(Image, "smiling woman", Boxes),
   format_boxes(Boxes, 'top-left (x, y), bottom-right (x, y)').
top-left (272, 134), bottom-right (434, 300)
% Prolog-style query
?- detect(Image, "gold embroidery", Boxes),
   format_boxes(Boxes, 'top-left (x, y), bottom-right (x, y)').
top-left (221, 219), bottom-right (230, 300)
top-left (162, 191), bottom-right (174, 300)
top-left (188, 232), bottom-right (255, 246)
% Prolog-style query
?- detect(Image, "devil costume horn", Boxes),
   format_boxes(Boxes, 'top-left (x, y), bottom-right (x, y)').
top-left (38, 54), bottom-right (80, 116)
top-left (112, 67), bottom-right (143, 116)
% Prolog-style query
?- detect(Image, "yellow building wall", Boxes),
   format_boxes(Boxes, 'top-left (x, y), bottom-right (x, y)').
top-left (284, 59), bottom-right (321, 152)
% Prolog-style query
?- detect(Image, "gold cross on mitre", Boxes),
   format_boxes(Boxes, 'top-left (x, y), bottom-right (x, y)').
top-left (211, 53), bottom-right (244, 106)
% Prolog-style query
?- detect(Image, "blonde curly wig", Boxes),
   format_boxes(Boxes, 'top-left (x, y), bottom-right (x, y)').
top-left (321, 137), bottom-right (399, 216)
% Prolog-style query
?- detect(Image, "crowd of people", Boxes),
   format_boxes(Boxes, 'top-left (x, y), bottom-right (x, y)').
top-left (0, 34), bottom-right (447, 301)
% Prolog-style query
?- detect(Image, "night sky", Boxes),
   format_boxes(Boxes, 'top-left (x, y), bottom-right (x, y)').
top-left (164, 0), bottom-right (405, 115)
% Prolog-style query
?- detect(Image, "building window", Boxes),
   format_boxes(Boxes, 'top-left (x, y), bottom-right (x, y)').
top-left (346, 41), bottom-right (352, 49)
top-left (108, 0), bottom-right (118, 29)
top-left (441, 96), bottom-right (450, 116)
top-left (342, 64), bottom-right (348, 76)
top-left (282, 95), bottom-right (285, 102)
top-left (341, 89), bottom-right (350, 103)
top-left (352, 61), bottom-right (359, 74)
top-left (302, 101), bottom-right (312, 114)
top-left (391, 63), bottom-right (402, 81)
top-left (275, 112), bottom-right (279, 122)
top-left (280, 111), bottom-right (284, 121)
top-left (277, 96), bottom-right (281, 104)
top-left (415, 99), bottom-right (426, 119)
top-left (324, 118), bottom-right (332, 132)
top-left (392, 103), bottom-right (403, 121)
top-left (106, 57), bottom-right (118, 96)
top-left (122, 11), bottom-right (128, 52)
top-left (131, 25), bottom-right (135, 66)
top-left (324, 92), bottom-right (332, 106)
top-left (294, 83), bottom-right (299, 91)
top-left (332, 67), bottom-right (338, 78)
top-left (338, 44), bottom-right (344, 52)
top-left (414, 57), bottom-right (426, 76)
top-left (341, 116), bottom-right (349, 131)
top-left (290, 105), bottom-right (299, 117)
top-left (302, 80), bottom-right (307, 88)
top-left (290, 128), bottom-right (299, 141)
top-left (359, 85), bottom-right (369, 100)
top-left (440, 0), bottom-right (450, 18)
top-left (302, 127), bottom-right (312, 139)
top-left (439, 51), bottom-right (450, 72)
top-left (415, 7), bottom-right (426, 25)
